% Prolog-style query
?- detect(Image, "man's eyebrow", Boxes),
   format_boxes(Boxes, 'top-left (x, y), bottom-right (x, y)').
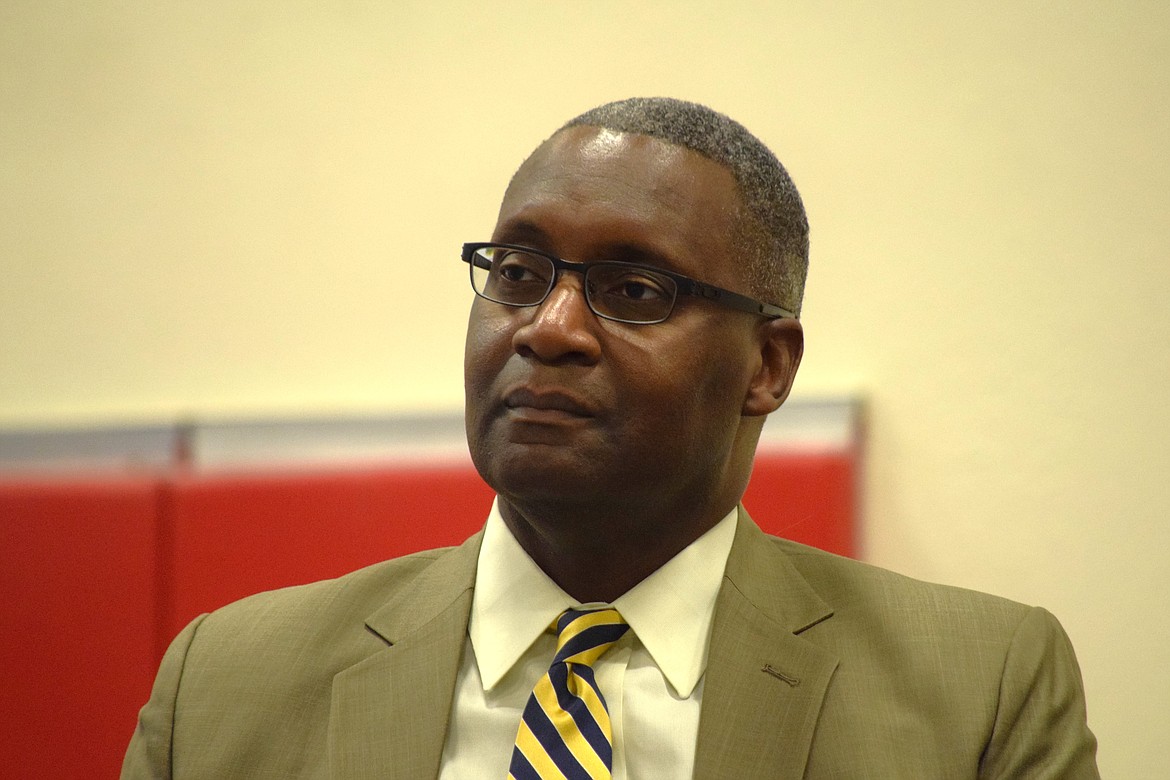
top-left (600, 243), bottom-right (679, 271)
top-left (492, 220), bottom-right (550, 246)
top-left (492, 223), bottom-right (684, 273)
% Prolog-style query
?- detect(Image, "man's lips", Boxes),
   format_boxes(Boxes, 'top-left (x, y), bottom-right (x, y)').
top-left (502, 387), bottom-right (596, 419)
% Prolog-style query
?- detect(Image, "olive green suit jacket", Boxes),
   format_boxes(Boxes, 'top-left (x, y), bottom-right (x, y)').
top-left (123, 509), bottom-right (1099, 778)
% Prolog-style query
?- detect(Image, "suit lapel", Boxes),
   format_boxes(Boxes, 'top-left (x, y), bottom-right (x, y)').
top-left (328, 532), bottom-right (483, 780)
top-left (322, 512), bottom-right (839, 778)
top-left (694, 512), bottom-right (839, 778)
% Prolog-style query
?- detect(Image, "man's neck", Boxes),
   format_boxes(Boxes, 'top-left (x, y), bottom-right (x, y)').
top-left (497, 497), bottom-right (732, 603)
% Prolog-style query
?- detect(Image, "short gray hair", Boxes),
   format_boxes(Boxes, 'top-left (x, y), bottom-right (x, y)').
top-left (559, 97), bottom-right (809, 315)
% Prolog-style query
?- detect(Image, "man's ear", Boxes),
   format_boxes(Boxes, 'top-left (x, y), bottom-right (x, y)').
top-left (742, 317), bottom-right (803, 417)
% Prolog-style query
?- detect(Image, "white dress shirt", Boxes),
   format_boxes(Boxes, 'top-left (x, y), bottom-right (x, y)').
top-left (438, 500), bottom-right (737, 779)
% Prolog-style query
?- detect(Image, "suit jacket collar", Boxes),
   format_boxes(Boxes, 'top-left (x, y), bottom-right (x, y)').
top-left (694, 508), bottom-right (839, 778)
top-left (324, 509), bottom-right (839, 779)
top-left (327, 531), bottom-right (484, 780)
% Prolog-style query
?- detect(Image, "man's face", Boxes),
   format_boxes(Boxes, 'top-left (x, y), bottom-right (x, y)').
top-left (464, 126), bottom-right (781, 517)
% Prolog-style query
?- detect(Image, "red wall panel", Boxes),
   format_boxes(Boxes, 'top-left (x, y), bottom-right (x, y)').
top-left (744, 451), bottom-right (856, 558)
top-left (163, 466), bottom-right (496, 639)
top-left (0, 477), bottom-right (161, 780)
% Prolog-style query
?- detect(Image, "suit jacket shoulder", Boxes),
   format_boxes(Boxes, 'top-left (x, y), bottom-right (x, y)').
top-left (189, 543), bottom-right (459, 665)
top-left (122, 534), bottom-right (483, 779)
top-left (694, 512), bottom-right (1099, 778)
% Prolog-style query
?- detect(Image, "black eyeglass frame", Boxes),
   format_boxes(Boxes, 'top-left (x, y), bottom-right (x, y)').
top-left (461, 242), bottom-right (796, 324)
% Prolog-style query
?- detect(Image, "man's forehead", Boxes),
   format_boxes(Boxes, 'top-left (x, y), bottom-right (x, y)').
top-left (563, 126), bottom-right (629, 156)
top-left (522, 125), bottom-right (689, 173)
top-left (503, 125), bottom-right (738, 210)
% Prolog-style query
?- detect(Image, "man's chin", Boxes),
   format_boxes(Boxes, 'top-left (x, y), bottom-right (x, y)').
top-left (475, 447), bottom-right (607, 502)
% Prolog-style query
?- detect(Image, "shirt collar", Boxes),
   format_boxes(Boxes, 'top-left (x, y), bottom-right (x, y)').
top-left (469, 499), bottom-right (737, 697)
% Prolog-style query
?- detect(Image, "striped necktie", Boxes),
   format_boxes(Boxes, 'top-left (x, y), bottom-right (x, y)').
top-left (508, 607), bottom-right (630, 780)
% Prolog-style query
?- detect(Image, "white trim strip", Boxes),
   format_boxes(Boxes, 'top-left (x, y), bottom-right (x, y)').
top-left (0, 397), bottom-right (860, 474)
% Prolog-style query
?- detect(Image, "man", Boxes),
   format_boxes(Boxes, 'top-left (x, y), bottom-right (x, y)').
top-left (123, 98), bottom-right (1099, 778)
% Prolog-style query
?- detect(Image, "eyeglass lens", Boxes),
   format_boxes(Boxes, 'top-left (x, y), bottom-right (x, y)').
top-left (471, 246), bottom-right (679, 324)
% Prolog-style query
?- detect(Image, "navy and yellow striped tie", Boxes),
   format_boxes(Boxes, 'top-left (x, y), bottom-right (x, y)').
top-left (508, 607), bottom-right (630, 780)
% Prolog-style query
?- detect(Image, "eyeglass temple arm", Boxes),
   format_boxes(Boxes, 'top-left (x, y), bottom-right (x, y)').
top-left (681, 279), bottom-right (796, 319)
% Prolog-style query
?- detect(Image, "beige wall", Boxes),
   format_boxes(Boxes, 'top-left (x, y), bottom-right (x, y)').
top-left (2, 2), bottom-right (1166, 774)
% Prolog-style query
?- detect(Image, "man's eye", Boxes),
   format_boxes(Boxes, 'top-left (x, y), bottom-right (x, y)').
top-left (498, 263), bottom-right (532, 282)
top-left (494, 253), bottom-right (549, 285)
top-left (605, 274), bottom-right (668, 301)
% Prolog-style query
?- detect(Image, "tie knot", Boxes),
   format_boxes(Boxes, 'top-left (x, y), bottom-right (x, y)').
top-left (552, 607), bottom-right (629, 667)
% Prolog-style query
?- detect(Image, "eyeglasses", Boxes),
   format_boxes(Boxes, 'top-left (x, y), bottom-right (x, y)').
top-left (462, 242), bottom-right (795, 325)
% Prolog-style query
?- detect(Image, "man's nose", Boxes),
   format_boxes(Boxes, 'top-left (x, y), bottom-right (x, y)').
top-left (511, 275), bottom-right (602, 364)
